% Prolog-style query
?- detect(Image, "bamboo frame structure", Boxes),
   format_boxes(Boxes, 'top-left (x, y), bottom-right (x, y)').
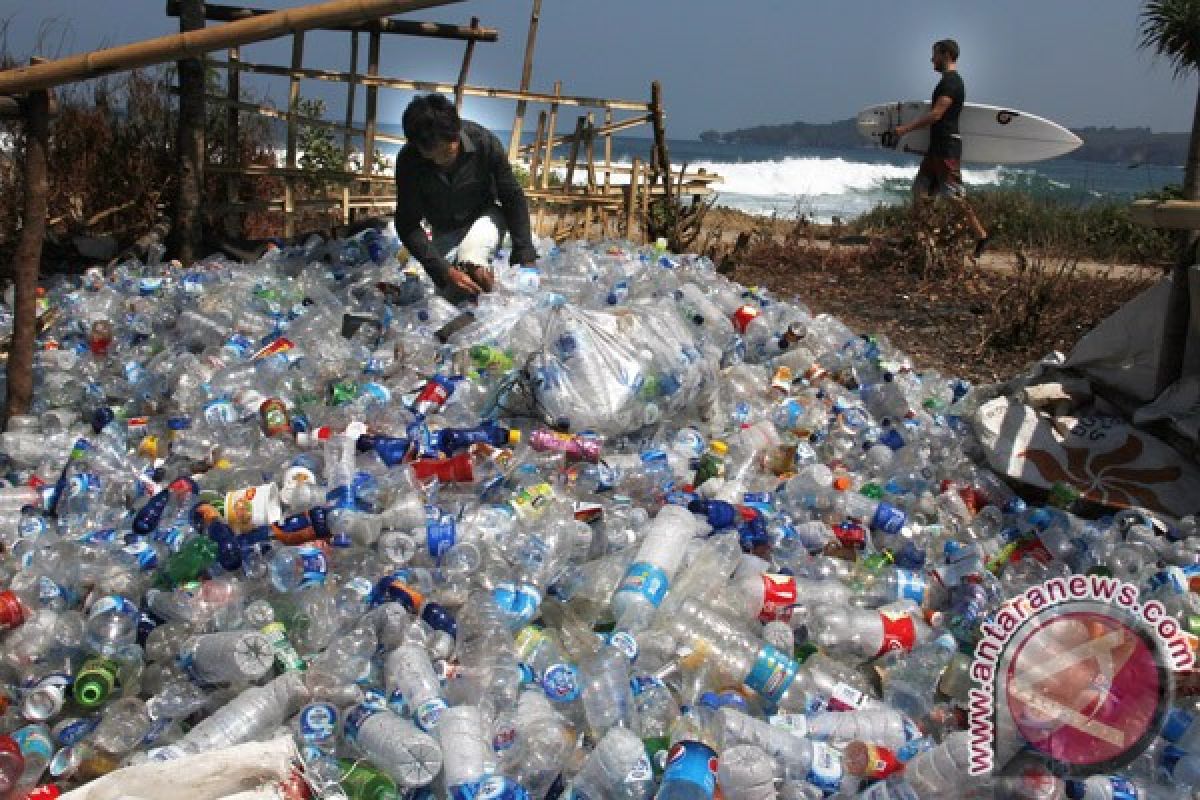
top-left (192, 0), bottom-right (719, 242)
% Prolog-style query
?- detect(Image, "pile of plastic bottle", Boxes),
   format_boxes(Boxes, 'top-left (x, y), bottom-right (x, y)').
top-left (0, 227), bottom-right (1198, 800)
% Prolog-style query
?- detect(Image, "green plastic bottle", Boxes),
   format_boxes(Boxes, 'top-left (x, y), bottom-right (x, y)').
top-left (339, 758), bottom-right (400, 800)
top-left (156, 536), bottom-right (217, 588)
top-left (74, 657), bottom-right (120, 710)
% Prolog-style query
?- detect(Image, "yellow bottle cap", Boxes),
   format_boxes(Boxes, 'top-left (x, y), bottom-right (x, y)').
top-left (711, 441), bottom-right (729, 456)
top-left (507, 429), bottom-right (522, 445)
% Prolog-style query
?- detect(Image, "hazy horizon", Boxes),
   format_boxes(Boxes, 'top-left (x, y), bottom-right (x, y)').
top-left (4, 1), bottom-right (1197, 138)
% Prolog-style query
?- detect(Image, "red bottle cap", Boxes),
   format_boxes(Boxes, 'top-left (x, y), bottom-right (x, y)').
top-left (0, 591), bottom-right (26, 630)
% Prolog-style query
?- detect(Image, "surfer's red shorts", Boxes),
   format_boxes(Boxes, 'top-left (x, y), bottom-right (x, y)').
top-left (913, 155), bottom-right (965, 198)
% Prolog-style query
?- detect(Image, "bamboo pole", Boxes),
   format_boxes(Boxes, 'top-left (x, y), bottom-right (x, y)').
top-left (540, 80), bottom-right (561, 191)
top-left (363, 29), bottom-right (381, 179)
top-left (342, 32), bottom-right (359, 159)
top-left (507, 0), bottom-right (542, 161)
top-left (516, 113), bottom-right (650, 157)
top-left (584, 112), bottom-right (596, 193)
top-left (454, 17), bottom-right (479, 111)
top-left (165, 0), bottom-right (496, 40)
top-left (528, 109), bottom-right (547, 189)
top-left (625, 158), bottom-right (641, 242)
top-left (284, 31), bottom-right (305, 238)
top-left (604, 108), bottom-right (613, 194)
top-left (207, 57), bottom-right (652, 111)
top-left (563, 116), bottom-right (585, 194)
top-left (6, 61), bottom-right (49, 422)
top-left (0, 0), bottom-right (461, 95)
top-left (224, 46), bottom-right (242, 238)
top-left (650, 80), bottom-right (672, 205)
top-left (172, 0), bottom-right (206, 264)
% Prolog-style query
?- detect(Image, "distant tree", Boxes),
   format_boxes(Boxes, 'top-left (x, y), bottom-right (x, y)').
top-left (1139, 0), bottom-right (1200, 392)
top-left (698, 129), bottom-right (722, 144)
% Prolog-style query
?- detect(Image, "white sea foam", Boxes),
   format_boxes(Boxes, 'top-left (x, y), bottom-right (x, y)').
top-left (690, 156), bottom-right (1004, 197)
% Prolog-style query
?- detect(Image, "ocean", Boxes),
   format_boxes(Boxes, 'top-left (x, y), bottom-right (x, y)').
top-left (334, 125), bottom-right (1187, 224)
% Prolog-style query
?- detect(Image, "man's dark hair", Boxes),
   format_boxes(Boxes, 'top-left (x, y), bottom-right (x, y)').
top-left (934, 39), bottom-right (960, 61)
top-left (402, 94), bottom-right (462, 151)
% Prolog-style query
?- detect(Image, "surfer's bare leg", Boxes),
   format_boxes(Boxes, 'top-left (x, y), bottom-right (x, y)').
top-left (950, 194), bottom-right (987, 242)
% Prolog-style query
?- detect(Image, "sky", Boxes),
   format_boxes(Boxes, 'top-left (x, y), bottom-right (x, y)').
top-left (2, 0), bottom-right (1197, 139)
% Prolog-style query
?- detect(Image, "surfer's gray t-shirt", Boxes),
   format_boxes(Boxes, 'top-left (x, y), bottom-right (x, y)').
top-left (930, 70), bottom-right (964, 158)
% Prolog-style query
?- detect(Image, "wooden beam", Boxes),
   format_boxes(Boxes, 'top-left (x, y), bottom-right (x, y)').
top-left (206, 58), bottom-right (653, 110)
top-left (507, 0), bottom-right (541, 160)
top-left (224, 46), bottom-right (241, 238)
top-left (563, 115), bottom-right (585, 194)
top-left (650, 80), bottom-right (671, 205)
top-left (284, 31), bottom-right (304, 238)
top-left (454, 16), bottom-right (480, 111)
top-left (164, 1), bottom-right (498, 40)
top-left (196, 91), bottom-right (405, 144)
top-left (342, 31), bottom-right (359, 158)
top-left (0, 0), bottom-right (463, 95)
top-left (7, 61), bottom-right (49, 421)
top-left (516, 113), bottom-right (652, 156)
top-left (363, 29), bottom-right (381, 179)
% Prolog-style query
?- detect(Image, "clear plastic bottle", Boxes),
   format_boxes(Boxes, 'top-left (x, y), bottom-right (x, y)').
top-left (342, 704), bottom-right (442, 790)
top-left (571, 726), bottom-right (655, 800)
top-left (612, 505), bottom-right (704, 631)
top-left (716, 744), bottom-right (778, 800)
top-left (178, 631), bottom-right (275, 686)
top-left (384, 644), bottom-right (448, 733)
top-left (580, 644), bottom-right (639, 739)
top-left (437, 704), bottom-right (489, 795)
top-left (178, 672), bottom-right (307, 754)
top-left (806, 603), bottom-right (931, 662)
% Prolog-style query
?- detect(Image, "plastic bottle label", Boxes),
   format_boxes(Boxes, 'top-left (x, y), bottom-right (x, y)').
top-left (12, 725), bottom-right (53, 761)
top-left (89, 595), bottom-right (138, 620)
top-left (893, 569), bottom-right (927, 604)
top-left (342, 704), bottom-right (378, 744)
top-left (856, 744), bottom-right (903, 779)
top-left (807, 741), bottom-right (844, 793)
top-left (744, 644), bottom-right (798, 705)
top-left (870, 501), bottom-right (907, 535)
top-left (298, 703), bottom-right (338, 743)
top-left (54, 716), bottom-right (100, 747)
top-left (759, 574), bottom-right (798, 621)
top-left (450, 777), bottom-right (531, 800)
top-left (426, 517), bottom-right (457, 559)
top-left (606, 631), bottom-right (639, 663)
top-left (768, 713), bottom-right (809, 737)
top-left (625, 752), bottom-right (653, 783)
top-left (413, 698), bottom-right (447, 732)
top-left (877, 611), bottom-right (918, 657)
top-left (541, 663), bottom-right (581, 703)
top-left (493, 583), bottom-right (542, 628)
top-left (616, 562), bottom-right (670, 609)
top-left (1106, 777), bottom-right (1138, 800)
top-left (827, 682), bottom-right (868, 712)
top-left (661, 741), bottom-right (717, 796)
top-left (123, 540), bottom-right (159, 571)
top-left (295, 545), bottom-right (328, 586)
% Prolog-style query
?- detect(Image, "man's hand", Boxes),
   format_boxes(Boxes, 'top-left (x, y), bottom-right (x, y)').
top-left (446, 267), bottom-right (483, 296)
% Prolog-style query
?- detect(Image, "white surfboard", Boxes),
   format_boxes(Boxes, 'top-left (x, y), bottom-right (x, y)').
top-left (856, 101), bottom-right (1082, 164)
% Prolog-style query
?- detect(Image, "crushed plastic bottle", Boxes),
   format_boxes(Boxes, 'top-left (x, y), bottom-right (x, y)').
top-left (0, 232), bottom-right (1194, 800)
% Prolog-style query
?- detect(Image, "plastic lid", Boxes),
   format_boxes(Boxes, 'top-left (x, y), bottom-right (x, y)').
top-left (710, 441), bottom-right (728, 456)
top-left (507, 429), bottom-right (522, 445)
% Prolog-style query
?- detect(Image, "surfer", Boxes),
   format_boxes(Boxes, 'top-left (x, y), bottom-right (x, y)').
top-left (889, 39), bottom-right (990, 259)
top-left (393, 93), bottom-right (539, 303)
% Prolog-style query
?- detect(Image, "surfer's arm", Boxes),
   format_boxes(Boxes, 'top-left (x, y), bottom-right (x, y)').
top-left (895, 95), bottom-right (954, 137)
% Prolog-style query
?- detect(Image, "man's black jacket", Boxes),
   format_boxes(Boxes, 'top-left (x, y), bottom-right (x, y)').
top-left (393, 120), bottom-right (537, 287)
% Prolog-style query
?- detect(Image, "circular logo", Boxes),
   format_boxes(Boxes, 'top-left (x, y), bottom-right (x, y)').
top-left (1000, 604), bottom-right (1170, 773)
